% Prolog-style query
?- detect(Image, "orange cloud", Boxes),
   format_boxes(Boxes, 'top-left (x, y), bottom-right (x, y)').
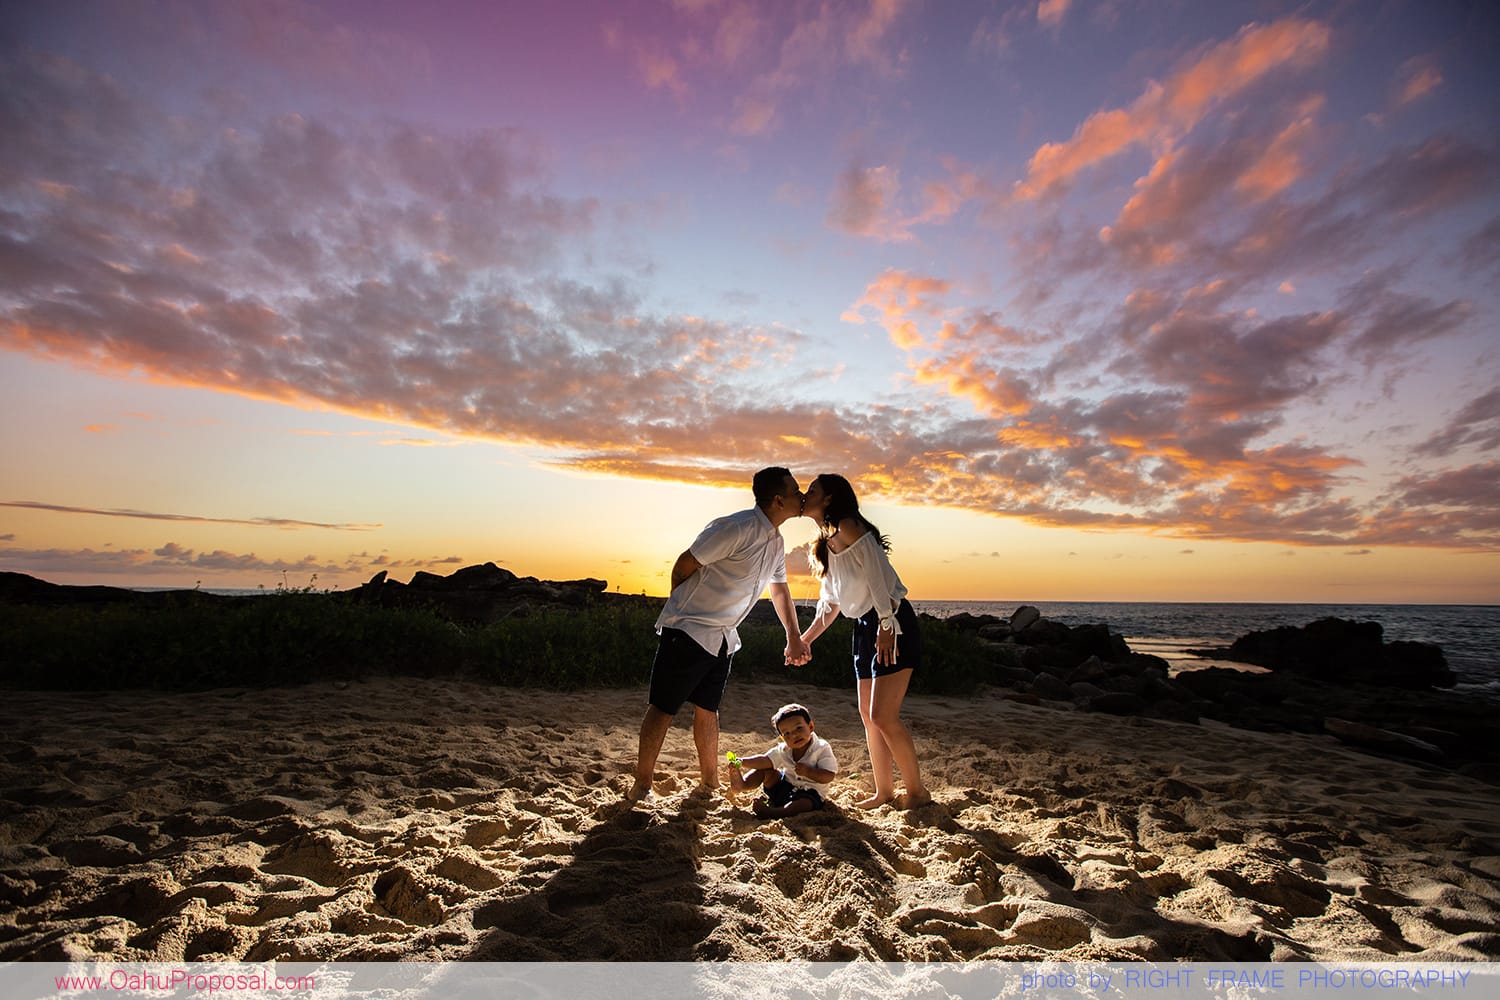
top-left (1037, 0), bottom-right (1071, 31)
top-left (1394, 55), bottom-right (1443, 109)
top-left (1234, 96), bottom-right (1324, 200)
top-left (847, 0), bottom-right (908, 68)
top-left (842, 270), bottom-right (953, 349)
top-left (826, 164), bottom-right (913, 242)
top-left (729, 0), bottom-right (911, 137)
top-left (912, 356), bottom-right (1033, 417)
top-left (1014, 17), bottom-right (1330, 200)
top-left (637, 47), bottom-right (688, 100)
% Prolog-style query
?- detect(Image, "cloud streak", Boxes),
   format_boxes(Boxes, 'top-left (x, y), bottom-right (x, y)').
top-left (0, 541), bottom-right (461, 583)
top-left (0, 501), bottom-right (381, 531)
top-left (1013, 17), bottom-right (1331, 201)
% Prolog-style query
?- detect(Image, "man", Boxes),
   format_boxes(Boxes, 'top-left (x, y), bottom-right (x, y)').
top-left (628, 467), bottom-right (808, 802)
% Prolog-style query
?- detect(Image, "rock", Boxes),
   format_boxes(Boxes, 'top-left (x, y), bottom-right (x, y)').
top-left (446, 563), bottom-right (521, 589)
top-left (1148, 701), bottom-right (1200, 724)
top-left (1015, 619), bottom-right (1072, 647)
top-left (1065, 623), bottom-right (1121, 660)
top-left (990, 643), bottom-right (1045, 671)
top-left (408, 563), bottom-right (519, 591)
top-left (1033, 656), bottom-right (1074, 678)
top-left (1101, 674), bottom-right (1147, 696)
top-left (1201, 617), bottom-right (1454, 690)
top-left (1399, 725), bottom-right (1464, 753)
top-left (1323, 718), bottom-right (1443, 761)
top-left (1009, 606), bottom-right (1041, 632)
top-left (1029, 673), bottom-right (1074, 702)
top-left (966, 608), bottom-right (1488, 776)
top-left (1069, 680), bottom-right (1107, 700)
top-left (1142, 676), bottom-right (1192, 702)
top-left (1068, 656), bottom-right (1109, 684)
top-left (994, 666), bottom-right (1038, 687)
top-left (339, 563), bottom-right (612, 623)
top-left (0, 571), bottom-right (229, 608)
top-left (946, 613), bottom-right (1005, 631)
top-left (1086, 692), bottom-right (1149, 716)
top-left (1381, 640), bottom-right (1454, 689)
top-left (1117, 652), bottom-right (1172, 677)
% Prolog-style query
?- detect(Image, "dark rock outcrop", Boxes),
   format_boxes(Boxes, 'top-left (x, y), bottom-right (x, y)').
top-left (1323, 718), bottom-right (1443, 761)
top-left (950, 606), bottom-right (1491, 778)
top-left (1193, 617), bottom-right (1455, 689)
top-left (961, 609), bottom-right (1195, 722)
top-left (0, 565), bottom-right (614, 626)
top-left (343, 563), bottom-right (610, 623)
top-left (0, 571), bottom-right (230, 608)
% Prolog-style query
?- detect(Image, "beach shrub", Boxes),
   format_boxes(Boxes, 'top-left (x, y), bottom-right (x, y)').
top-left (470, 602), bottom-right (662, 689)
top-left (0, 594), bottom-right (464, 691)
top-left (909, 617), bottom-right (996, 696)
top-left (738, 614), bottom-right (993, 696)
top-left (0, 597), bottom-right (997, 695)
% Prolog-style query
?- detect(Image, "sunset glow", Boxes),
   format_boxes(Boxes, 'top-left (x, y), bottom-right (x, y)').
top-left (1, 1), bottom-right (1497, 603)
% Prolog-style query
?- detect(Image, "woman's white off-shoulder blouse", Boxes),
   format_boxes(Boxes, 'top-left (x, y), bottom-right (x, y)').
top-left (816, 531), bottom-right (908, 633)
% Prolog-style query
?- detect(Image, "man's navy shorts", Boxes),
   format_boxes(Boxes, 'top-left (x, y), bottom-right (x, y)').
top-left (852, 598), bottom-right (922, 680)
top-left (649, 627), bottom-right (731, 714)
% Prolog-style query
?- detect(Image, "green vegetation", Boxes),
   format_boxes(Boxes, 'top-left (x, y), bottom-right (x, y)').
top-left (0, 594), bottom-right (995, 695)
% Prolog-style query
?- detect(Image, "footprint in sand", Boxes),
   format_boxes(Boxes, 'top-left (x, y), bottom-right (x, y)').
top-left (260, 831), bottom-right (369, 888)
top-left (371, 867), bottom-right (445, 927)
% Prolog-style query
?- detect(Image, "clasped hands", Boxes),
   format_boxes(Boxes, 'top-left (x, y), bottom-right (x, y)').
top-left (784, 636), bottom-right (811, 667)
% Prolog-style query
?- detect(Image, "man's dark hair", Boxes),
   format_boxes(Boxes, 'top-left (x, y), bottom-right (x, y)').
top-left (752, 466), bottom-right (793, 508)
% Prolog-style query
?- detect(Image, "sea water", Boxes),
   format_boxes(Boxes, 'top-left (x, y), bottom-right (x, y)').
top-left (911, 600), bottom-right (1500, 695)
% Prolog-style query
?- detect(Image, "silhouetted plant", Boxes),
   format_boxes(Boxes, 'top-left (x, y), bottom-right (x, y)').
top-left (0, 597), bottom-right (993, 695)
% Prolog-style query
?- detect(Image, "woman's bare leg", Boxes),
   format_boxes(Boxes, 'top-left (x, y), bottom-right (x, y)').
top-left (856, 677), bottom-right (896, 808)
top-left (867, 669), bottom-right (930, 808)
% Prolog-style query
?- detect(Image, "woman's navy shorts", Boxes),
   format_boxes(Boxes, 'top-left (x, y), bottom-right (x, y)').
top-left (852, 598), bottom-right (922, 680)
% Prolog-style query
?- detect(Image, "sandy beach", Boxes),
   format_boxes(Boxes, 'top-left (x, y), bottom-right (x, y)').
top-left (2, 676), bottom-right (1497, 962)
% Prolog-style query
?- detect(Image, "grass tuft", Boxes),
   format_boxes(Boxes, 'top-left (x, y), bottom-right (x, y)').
top-left (1, 596), bottom-right (994, 695)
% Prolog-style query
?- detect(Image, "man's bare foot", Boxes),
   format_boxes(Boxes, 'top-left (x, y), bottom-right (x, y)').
top-left (854, 794), bottom-right (894, 809)
top-left (690, 782), bottom-right (719, 799)
top-left (900, 789), bottom-right (933, 810)
top-left (625, 777), bottom-right (652, 802)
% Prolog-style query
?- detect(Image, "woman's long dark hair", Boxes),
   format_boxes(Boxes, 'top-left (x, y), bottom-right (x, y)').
top-left (809, 473), bottom-right (891, 579)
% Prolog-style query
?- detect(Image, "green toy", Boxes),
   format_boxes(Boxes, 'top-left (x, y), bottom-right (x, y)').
top-left (726, 751), bottom-right (742, 768)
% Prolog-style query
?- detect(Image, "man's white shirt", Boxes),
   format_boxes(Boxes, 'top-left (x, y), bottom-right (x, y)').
top-left (656, 506), bottom-right (788, 656)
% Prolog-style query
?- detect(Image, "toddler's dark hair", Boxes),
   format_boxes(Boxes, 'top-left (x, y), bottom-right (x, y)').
top-left (772, 703), bottom-right (812, 728)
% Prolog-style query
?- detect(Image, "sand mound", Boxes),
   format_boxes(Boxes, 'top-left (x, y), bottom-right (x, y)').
top-left (3, 678), bottom-right (1498, 961)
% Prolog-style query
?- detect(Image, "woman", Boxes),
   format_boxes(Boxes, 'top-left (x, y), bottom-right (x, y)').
top-left (798, 474), bottom-right (930, 810)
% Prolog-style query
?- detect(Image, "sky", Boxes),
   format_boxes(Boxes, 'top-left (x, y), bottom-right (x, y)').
top-left (1, 0), bottom-right (1498, 605)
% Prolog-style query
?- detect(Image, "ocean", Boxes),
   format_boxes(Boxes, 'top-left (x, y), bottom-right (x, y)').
top-left (911, 600), bottom-right (1500, 697)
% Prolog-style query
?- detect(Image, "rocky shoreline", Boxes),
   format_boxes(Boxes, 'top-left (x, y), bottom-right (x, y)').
top-left (930, 605), bottom-right (1495, 781)
top-left (4, 566), bottom-right (1495, 781)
